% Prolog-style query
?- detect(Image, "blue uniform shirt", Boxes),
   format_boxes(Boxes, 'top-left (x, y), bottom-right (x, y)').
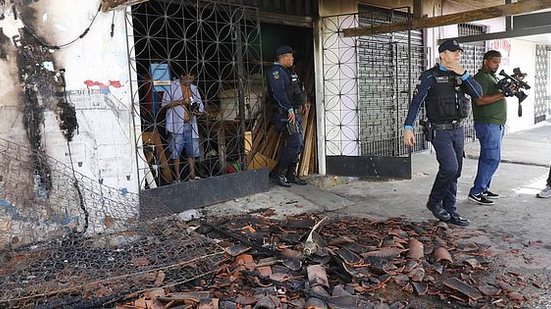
top-left (404, 64), bottom-right (483, 129)
top-left (267, 63), bottom-right (294, 113)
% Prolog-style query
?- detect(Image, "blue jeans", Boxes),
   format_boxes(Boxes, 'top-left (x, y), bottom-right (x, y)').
top-left (428, 127), bottom-right (464, 213)
top-left (168, 125), bottom-right (194, 160)
top-left (469, 123), bottom-right (504, 196)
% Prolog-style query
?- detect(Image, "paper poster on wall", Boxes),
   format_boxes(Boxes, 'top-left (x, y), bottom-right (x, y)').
top-left (487, 39), bottom-right (511, 66)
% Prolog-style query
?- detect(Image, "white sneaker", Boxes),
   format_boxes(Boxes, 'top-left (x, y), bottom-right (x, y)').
top-left (537, 185), bottom-right (551, 198)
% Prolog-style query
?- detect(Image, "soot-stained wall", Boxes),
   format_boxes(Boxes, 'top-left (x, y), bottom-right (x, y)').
top-left (0, 1), bottom-right (139, 247)
top-left (1, 1), bottom-right (137, 191)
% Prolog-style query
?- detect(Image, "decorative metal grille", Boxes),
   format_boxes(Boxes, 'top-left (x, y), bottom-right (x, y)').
top-left (357, 6), bottom-right (427, 156)
top-left (457, 21), bottom-right (485, 141)
top-left (534, 45), bottom-right (551, 124)
top-left (321, 6), bottom-right (427, 158)
top-left (458, 23), bottom-right (486, 48)
top-left (126, 0), bottom-right (264, 188)
top-left (459, 44), bottom-right (485, 141)
top-left (217, 0), bottom-right (314, 16)
top-left (321, 14), bottom-right (361, 157)
top-left (0, 137), bottom-right (224, 307)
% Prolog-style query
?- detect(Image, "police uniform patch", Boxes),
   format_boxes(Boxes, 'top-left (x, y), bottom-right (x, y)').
top-left (412, 80), bottom-right (421, 96)
top-left (272, 71), bottom-right (280, 80)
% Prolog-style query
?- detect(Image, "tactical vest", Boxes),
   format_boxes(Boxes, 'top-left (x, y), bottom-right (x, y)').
top-left (290, 72), bottom-right (307, 107)
top-left (425, 67), bottom-right (470, 123)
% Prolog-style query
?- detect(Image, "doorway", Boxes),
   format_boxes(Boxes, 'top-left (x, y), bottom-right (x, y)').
top-left (126, 0), bottom-right (268, 212)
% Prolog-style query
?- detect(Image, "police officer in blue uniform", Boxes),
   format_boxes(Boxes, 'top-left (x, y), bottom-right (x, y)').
top-left (404, 39), bottom-right (483, 226)
top-left (266, 45), bottom-right (308, 187)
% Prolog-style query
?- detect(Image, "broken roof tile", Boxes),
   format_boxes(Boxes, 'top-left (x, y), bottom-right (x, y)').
top-left (443, 277), bottom-right (483, 300)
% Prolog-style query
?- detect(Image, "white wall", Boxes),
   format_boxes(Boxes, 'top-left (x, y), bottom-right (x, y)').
top-left (0, 1), bottom-right (139, 246)
top-left (1, 1), bottom-right (138, 193)
top-left (0, 5), bottom-right (26, 140)
top-left (51, 2), bottom-right (138, 192)
top-left (500, 39), bottom-right (537, 133)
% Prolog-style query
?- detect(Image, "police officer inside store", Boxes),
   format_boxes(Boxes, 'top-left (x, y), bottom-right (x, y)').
top-left (403, 39), bottom-right (483, 226)
top-left (266, 45), bottom-right (308, 187)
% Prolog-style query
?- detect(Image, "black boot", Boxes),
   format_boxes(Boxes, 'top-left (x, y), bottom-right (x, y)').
top-left (270, 170), bottom-right (291, 187)
top-left (285, 163), bottom-right (307, 185)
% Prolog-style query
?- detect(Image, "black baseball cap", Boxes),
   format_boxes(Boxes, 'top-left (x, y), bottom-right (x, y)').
top-left (438, 39), bottom-right (464, 53)
top-left (275, 45), bottom-right (295, 57)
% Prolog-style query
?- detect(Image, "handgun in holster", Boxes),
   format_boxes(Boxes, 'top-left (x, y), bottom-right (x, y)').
top-left (419, 120), bottom-right (434, 142)
top-left (281, 118), bottom-right (298, 135)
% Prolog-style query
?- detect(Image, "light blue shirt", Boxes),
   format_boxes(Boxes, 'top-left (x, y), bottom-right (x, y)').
top-left (162, 79), bottom-right (204, 138)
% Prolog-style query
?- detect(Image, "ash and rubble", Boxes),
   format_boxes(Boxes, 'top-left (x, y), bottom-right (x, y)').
top-left (1, 205), bottom-right (549, 308)
top-left (2, 124), bottom-right (551, 308)
top-left (0, 216), bottom-right (225, 308)
top-left (118, 212), bottom-right (550, 309)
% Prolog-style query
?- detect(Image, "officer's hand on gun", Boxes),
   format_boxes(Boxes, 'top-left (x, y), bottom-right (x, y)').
top-left (288, 110), bottom-right (296, 123)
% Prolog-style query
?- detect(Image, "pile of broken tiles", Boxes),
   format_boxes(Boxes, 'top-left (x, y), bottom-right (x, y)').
top-left (121, 214), bottom-right (548, 308)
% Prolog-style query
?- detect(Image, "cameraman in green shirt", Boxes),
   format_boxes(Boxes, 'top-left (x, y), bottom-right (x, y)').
top-left (468, 50), bottom-right (507, 205)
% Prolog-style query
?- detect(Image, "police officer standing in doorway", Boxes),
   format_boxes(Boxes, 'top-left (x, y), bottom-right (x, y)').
top-left (403, 39), bottom-right (483, 226)
top-left (266, 45), bottom-right (308, 187)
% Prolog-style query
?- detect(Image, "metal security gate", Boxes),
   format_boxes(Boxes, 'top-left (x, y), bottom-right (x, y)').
top-left (535, 45), bottom-right (551, 123)
top-left (459, 44), bottom-right (485, 141)
top-left (126, 0), bottom-right (268, 212)
top-left (356, 6), bottom-right (427, 157)
top-left (322, 5), bottom-right (427, 179)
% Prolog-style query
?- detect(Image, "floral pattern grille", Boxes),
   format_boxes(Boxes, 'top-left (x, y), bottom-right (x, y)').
top-left (321, 9), bottom-right (428, 158)
top-left (126, 0), bottom-right (264, 187)
top-left (534, 45), bottom-right (551, 123)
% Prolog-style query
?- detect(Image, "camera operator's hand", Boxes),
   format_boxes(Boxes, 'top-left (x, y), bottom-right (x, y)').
top-left (509, 83), bottom-right (519, 94)
top-left (403, 130), bottom-right (415, 147)
top-left (445, 62), bottom-right (466, 75)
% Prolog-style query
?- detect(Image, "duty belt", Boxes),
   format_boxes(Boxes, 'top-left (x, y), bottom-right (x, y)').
top-left (278, 107), bottom-right (300, 114)
top-left (433, 121), bottom-right (462, 130)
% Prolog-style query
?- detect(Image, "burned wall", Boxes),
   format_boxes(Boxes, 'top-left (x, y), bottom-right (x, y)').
top-left (0, 1), bottom-right (139, 247)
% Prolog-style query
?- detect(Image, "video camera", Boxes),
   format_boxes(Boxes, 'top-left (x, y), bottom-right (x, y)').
top-left (498, 68), bottom-right (530, 103)
top-left (497, 68), bottom-right (530, 117)
top-left (189, 101), bottom-right (200, 114)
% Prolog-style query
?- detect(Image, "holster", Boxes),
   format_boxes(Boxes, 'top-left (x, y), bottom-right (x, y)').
top-left (419, 120), bottom-right (434, 142)
top-left (282, 118), bottom-right (298, 135)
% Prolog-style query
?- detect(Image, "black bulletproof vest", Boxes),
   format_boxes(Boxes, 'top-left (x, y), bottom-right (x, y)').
top-left (425, 67), bottom-right (468, 123)
top-left (290, 73), bottom-right (307, 107)
top-left (276, 67), bottom-right (299, 109)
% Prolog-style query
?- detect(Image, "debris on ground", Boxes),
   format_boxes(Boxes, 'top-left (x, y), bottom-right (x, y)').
top-left (119, 213), bottom-right (550, 308)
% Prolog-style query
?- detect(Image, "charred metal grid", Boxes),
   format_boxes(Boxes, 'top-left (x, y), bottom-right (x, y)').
top-left (459, 44), bottom-right (485, 141)
top-left (126, 0), bottom-right (264, 187)
top-left (0, 138), bottom-right (224, 307)
top-left (534, 45), bottom-right (551, 123)
top-left (357, 6), bottom-right (427, 156)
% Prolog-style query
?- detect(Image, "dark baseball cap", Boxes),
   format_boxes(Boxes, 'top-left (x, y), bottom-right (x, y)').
top-left (275, 45), bottom-right (295, 57)
top-left (438, 39), bottom-right (464, 53)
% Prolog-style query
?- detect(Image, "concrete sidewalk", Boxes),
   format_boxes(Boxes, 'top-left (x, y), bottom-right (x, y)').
top-left (464, 120), bottom-right (551, 167)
